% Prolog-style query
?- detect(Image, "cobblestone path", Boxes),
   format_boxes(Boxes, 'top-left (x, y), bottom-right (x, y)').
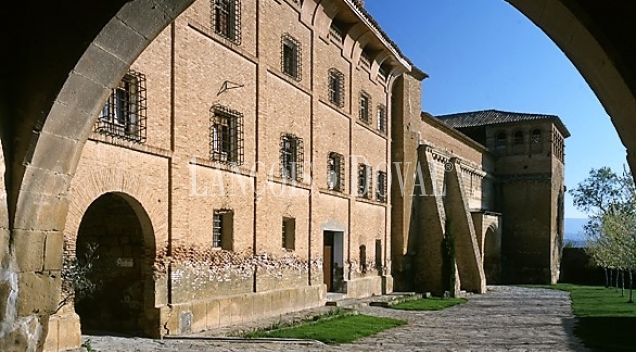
top-left (84, 286), bottom-right (588, 351)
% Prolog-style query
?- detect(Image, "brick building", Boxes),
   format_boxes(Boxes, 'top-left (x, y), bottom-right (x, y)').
top-left (45, 0), bottom-right (567, 350)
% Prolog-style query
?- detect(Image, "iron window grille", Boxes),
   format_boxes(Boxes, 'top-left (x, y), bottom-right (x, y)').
top-left (280, 133), bottom-right (304, 181)
top-left (328, 68), bottom-right (345, 108)
top-left (213, 209), bottom-right (233, 250)
top-left (97, 70), bottom-right (147, 143)
top-left (210, 105), bottom-right (244, 165)
top-left (327, 152), bottom-right (345, 192)
top-left (211, 0), bottom-right (241, 44)
top-left (513, 131), bottom-right (524, 145)
top-left (281, 34), bottom-right (302, 81)
top-left (376, 171), bottom-right (387, 203)
top-left (282, 217), bottom-right (296, 250)
top-left (359, 91), bottom-right (372, 124)
top-left (357, 164), bottom-right (372, 198)
top-left (377, 104), bottom-right (386, 134)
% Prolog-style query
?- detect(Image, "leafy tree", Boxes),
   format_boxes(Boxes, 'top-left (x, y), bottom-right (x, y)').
top-left (570, 166), bottom-right (636, 299)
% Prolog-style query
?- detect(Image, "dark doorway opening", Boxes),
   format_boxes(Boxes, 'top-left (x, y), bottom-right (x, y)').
top-left (74, 192), bottom-right (154, 336)
top-left (323, 231), bottom-right (344, 292)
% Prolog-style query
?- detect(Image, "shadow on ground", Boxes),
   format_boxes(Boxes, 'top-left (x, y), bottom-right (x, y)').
top-left (575, 317), bottom-right (636, 351)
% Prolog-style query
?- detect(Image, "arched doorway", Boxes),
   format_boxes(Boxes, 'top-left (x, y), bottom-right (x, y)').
top-left (74, 192), bottom-right (155, 335)
top-left (483, 226), bottom-right (501, 284)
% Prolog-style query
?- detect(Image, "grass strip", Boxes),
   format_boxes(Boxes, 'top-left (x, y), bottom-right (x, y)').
top-left (390, 297), bottom-right (467, 311)
top-left (528, 283), bottom-right (636, 351)
top-left (245, 314), bottom-right (406, 344)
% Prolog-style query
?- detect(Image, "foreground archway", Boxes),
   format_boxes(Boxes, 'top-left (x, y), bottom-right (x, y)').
top-left (74, 192), bottom-right (155, 336)
top-left (2, 1), bottom-right (636, 350)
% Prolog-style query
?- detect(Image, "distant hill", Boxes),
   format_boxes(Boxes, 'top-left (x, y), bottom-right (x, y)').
top-left (565, 218), bottom-right (588, 241)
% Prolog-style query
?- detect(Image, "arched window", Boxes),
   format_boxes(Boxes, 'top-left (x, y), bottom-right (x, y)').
top-left (495, 132), bottom-right (507, 153)
top-left (513, 131), bottom-right (524, 145)
top-left (531, 129), bottom-right (542, 153)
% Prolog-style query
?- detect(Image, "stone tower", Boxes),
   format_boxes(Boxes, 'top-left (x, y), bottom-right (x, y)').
top-left (437, 110), bottom-right (569, 284)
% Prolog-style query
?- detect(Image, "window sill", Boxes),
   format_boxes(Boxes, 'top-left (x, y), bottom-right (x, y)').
top-left (355, 196), bottom-right (387, 207)
top-left (268, 175), bottom-right (312, 191)
top-left (355, 119), bottom-right (388, 140)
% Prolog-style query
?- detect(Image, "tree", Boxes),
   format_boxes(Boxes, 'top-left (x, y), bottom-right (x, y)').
top-left (570, 166), bottom-right (636, 299)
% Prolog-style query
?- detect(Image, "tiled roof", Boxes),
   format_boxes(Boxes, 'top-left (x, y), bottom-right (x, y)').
top-left (436, 109), bottom-right (570, 137)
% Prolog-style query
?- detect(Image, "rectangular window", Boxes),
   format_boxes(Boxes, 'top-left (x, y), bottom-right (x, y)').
top-left (213, 210), bottom-right (233, 250)
top-left (376, 171), bottom-right (387, 203)
top-left (357, 164), bottom-right (372, 198)
top-left (359, 91), bottom-right (371, 124)
top-left (212, 0), bottom-right (241, 44)
top-left (327, 152), bottom-right (345, 192)
top-left (281, 134), bottom-right (304, 181)
top-left (282, 217), bottom-right (296, 251)
top-left (281, 34), bottom-right (301, 80)
top-left (377, 104), bottom-right (386, 134)
top-left (97, 70), bottom-right (147, 143)
top-left (328, 68), bottom-right (345, 108)
top-left (210, 105), bottom-right (244, 165)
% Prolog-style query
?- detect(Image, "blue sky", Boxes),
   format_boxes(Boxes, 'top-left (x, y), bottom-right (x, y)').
top-left (364, 0), bottom-right (626, 219)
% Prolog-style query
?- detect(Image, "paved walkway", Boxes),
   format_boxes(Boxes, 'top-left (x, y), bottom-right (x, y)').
top-left (83, 286), bottom-right (588, 351)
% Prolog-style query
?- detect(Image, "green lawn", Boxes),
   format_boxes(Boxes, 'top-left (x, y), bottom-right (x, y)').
top-left (390, 297), bottom-right (467, 311)
top-left (532, 283), bottom-right (636, 351)
top-left (245, 314), bottom-right (406, 344)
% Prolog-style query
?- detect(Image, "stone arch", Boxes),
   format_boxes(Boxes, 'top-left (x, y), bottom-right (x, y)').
top-left (483, 224), bottom-right (501, 284)
top-left (73, 192), bottom-right (155, 335)
top-left (3, 0), bottom-right (636, 350)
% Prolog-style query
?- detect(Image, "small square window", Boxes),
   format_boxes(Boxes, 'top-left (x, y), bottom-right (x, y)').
top-left (377, 104), bottom-right (386, 134)
top-left (281, 134), bottom-right (304, 181)
top-left (213, 210), bottom-right (234, 250)
top-left (282, 217), bottom-right (296, 251)
top-left (357, 164), bottom-right (372, 198)
top-left (281, 35), bottom-right (302, 81)
top-left (327, 152), bottom-right (345, 192)
top-left (212, 0), bottom-right (241, 44)
top-left (97, 70), bottom-right (147, 143)
top-left (359, 91), bottom-right (371, 124)
top-left (328, 68), bottom-right (345, 108)
top-left (210, 105), bottom-right (244, 165)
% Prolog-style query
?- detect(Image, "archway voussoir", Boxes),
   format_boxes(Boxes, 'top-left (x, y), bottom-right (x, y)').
top-left (116, 0), bottom-right (179, 40)
top-left (44, 102), bottom-right (97, 144)
top-left (25, 132), bottom-right (82, 176)
top-left (73, 43), bottom-right (129, 95)
top-left (14, 192), bottom-right (69, 232)
top-left (19, 166), bottom-right (72, 198)
top-left (152, 0), bottom-right (196, 20)
top-left (93, 17), bottom-right (153, 67)
top-left (54, 71), bottom-right (109, 124)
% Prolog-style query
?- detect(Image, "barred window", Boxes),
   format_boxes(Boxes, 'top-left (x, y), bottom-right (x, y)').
top-left (359, 91), bottom-right (371, 124)
top-left (376, 171), bottom-right (387, 203)
top-left (513, 131), bottom-right (524, 145)
top-left (212, 0), bottom-right (241, 44)
top-left (377, 104), bottom-right (386, 134)
top-left (210, 105), bottom-right (244, 165)
top-left (327, 152), bottom-right (345, 192)
top-left (357, 164), bottom-right (372, 198)
top-left (282, 217), bottom-right (296, 251)
top-left (280, 134), bottom-right (304, 181)
top-left (213, 209), bottom-right (233, 250)
top-left (328, 68), bottom-right (345, 107)
top-left (281, 34), bottom-right (301, 81)
top-left (97, 70), bottom-right (147, 143)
